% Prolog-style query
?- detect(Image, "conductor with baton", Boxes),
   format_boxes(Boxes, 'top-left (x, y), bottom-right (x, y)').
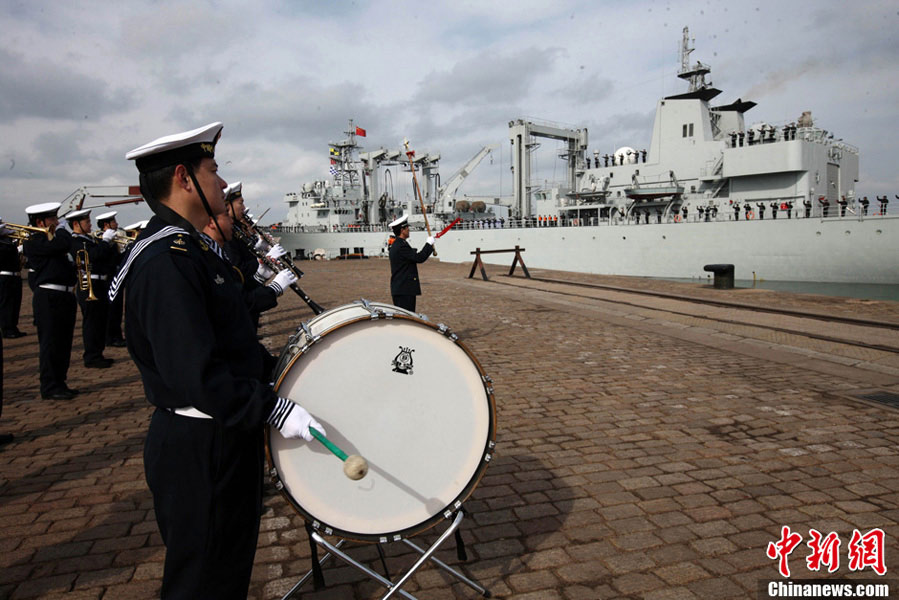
top-left (388, 213), bottom-right (434, 313)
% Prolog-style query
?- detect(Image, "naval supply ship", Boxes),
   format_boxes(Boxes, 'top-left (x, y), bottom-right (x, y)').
top-left (274, 28), bottom-right (897, 284)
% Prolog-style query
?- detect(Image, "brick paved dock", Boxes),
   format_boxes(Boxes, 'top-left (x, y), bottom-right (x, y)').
top-left (2, 259), bottom-right (898, 599)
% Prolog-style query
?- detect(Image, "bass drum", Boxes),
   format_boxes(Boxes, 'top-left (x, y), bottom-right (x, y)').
top-left (267, 300), bottom-right (496, 542)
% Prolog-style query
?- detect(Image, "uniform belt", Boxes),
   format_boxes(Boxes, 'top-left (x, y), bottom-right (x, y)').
top-left (170, 406), bottom-right (213, 419)
top-left (90, 274), bottom-right (108, 281)
top-left (0, 271), bottom-right (18, 276)
top-left (39, 283), bottom-right (74, 293)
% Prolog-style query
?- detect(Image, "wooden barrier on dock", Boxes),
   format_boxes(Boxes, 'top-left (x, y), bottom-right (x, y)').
top-left (468, 246), bottom-right (530, 281)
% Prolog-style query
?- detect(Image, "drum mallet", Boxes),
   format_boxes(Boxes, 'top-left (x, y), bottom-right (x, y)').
top-left (310, 427), bottom-right (369, 480)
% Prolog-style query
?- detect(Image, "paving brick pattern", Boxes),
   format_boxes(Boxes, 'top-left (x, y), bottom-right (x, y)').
top-left (1, 259), bottom-right (897, 599)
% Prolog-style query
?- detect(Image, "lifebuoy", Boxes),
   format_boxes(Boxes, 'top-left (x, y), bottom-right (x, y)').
top-left (674, 214), bottom-right (681, 222)
top-left (747, 211), bottom-right (754, 220)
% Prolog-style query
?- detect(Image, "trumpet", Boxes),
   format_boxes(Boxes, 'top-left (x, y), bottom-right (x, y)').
top-left (92, 229), bottom-right (137, 250)
top-left (75, 249), bottom-right (98, 301)
top-left (1, 222), bottom-right (54, 241)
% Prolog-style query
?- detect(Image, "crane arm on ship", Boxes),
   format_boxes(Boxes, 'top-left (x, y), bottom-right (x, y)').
top-left (63, 185), bottom-right (143, 214)
top-left (437, 145), bottom-right (495, 210)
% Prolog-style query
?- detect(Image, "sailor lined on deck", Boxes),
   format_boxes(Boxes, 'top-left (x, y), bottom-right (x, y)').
top-left (66, 208), bottom-right (118, 369)
top-left (22, 202), bottom-right (79, 400)
top-left (115, 121), bottom-right (324, 600)
top-left (388, 213), bottom-right (434, 313)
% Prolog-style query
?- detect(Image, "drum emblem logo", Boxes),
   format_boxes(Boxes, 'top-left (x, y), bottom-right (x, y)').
top-left (392, 346), bottom-right (415, 375)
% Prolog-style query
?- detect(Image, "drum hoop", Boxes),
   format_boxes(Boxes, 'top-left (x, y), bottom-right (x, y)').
top-left (266, 311), bottom-right (497, 543)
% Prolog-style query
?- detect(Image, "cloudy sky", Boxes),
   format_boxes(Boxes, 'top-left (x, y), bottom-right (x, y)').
top-left (2, 0), bottom-right (897, 226)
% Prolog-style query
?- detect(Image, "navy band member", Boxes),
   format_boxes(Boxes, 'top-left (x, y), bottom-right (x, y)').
top-left (201, 194), bottom-right (295, 319)
top-left (114, 122), bottom-right (323, 599)
top-left (66, 208), bottom-right (117, 368)
top-left (22, 202), bottom-right (79, 400)
top-left (96, 211), bottom-right (128, 347)
top-left (388, 213), bottom-right (434, 312)
top-left (0, 221), bottom-right (26, 338)
top-left (221, 182), bottom-right (288, 327)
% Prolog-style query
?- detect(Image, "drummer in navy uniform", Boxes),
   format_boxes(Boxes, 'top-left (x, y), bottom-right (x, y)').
top-left (22, 202), bottom-right (79, 400)
top-left (96, 211), bottom-right (128, 347)
top-left (67, 208), bottom-right (118, 368)
top-left (0, 220), bottom-right (26, 338)
top-left (114, 122), bottom-right (323, 599)
top-left (388, 213), bottom-right (434, 312)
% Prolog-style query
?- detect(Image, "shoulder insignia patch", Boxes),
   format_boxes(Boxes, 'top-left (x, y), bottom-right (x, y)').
top-left (197, 238), bottom-right (209, 251)
top-left (170, 235), bottom-right (188, 252)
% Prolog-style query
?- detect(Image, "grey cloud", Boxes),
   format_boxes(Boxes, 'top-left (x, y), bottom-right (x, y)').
top-left (414, 46), bottom-right (563, 105)
top-left (555, 73), bottom-right (615, 105)
top-left (0, 47), bottom-right (135, 122)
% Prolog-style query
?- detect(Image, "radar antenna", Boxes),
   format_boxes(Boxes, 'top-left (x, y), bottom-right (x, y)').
top-left (678, 26), bottom-right (712, 92)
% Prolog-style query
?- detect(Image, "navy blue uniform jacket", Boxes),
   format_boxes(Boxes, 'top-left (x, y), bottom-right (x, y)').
top-left (389, 237), bottom-right (433, 296)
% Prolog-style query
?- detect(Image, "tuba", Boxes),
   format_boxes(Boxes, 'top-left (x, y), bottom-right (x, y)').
top-left (75, 249), bottom-right (97, 301)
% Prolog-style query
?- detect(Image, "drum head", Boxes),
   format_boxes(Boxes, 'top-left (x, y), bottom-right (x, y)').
top-left (268, 309), bottom-right (495, 542)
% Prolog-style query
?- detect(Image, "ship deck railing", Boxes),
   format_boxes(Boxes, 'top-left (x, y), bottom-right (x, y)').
top-left (272, 211), bottom-right (893, 235)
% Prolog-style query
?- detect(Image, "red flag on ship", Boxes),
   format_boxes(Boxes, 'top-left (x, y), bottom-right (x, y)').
top-left (330, 159), bottom-right (336, 165)
top-left (355, 126), bottom-right (366, 137)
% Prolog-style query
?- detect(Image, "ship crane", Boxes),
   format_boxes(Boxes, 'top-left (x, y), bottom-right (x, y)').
top-left (62, 185), bottom-right (143, 215)
top-left (436, 145), bottom-right (495, 213)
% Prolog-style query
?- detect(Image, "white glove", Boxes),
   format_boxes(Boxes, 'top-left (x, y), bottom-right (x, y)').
top-left (253, 237), bottom-right (270, 252)
top-left (102, 229), bottom-right (117, 242)
top-left (268, 269), bottom-right (297, 295)
top-left (268, 397), bottom-right (324, 442)
top-left (266, 244), bottom-right (287, 260)
top-left (254, 262), bottom-right (274, 283)
top-left (426, 236), bottom-right (435, 246)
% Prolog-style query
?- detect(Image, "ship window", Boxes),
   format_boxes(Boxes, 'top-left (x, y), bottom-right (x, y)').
top-left (682, 124), bottom-right (687, 137)
top-left (690, 123), bottom-right (694, 136)
top-left (683, 123), bottom-right (695, 137)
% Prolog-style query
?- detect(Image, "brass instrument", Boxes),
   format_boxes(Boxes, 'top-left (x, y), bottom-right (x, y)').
top-left (1, 222), bottom-right (54, 241)
top-left (75, 249), bottom-right (98, 301)
top-left (92, 229), bottom-right (137, 250)
top-left (231, 221), bottom-right (325, 315)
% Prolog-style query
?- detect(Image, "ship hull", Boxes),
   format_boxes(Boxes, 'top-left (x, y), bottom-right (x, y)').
top-left (276, 216), bottom-right (899, 284)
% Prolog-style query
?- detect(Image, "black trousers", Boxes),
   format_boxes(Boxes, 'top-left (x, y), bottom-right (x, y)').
top-left (0, 274), bottom-right (23, 334)
top-left (106, 285), bottom-right (125, 343)
top-left (76, 281), bottom-right (109, 363)
top-left (33, 287), bottom-right (76, 396)
top-left (392, 294), bottom-right (417, 313)
top-left (144, 409), bottom-right (264, 600)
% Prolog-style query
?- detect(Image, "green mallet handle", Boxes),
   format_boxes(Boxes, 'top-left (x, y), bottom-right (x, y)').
top-left (310, 427), bottom-right (348, 461)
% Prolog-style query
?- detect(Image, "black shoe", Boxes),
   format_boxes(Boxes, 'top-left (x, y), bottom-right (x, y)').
top-left (64, 386), bottom-right (80, 396)
top-left (85, 358), bottom-right (114, 369)
top-left (3, 330), bottom-right (25, 339)
top-left (43, 390), bottom-right (75, 400)
top-left (0, 433), bottom-right (14, 445)
top-left (107, 339), bottom-right (127, 348)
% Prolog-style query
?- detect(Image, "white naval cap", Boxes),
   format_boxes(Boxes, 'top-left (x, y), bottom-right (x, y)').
top-left (64, 208), bottom-right (92, 221)
top-left (388, 213), bottom-right (409, 228)
top-left (126, 122), bottom-right (223, 173)
top-left (123, 219), bottom-right (150, 231)
top-left (25, 202), bottom-right (61, 217)
top-left (224, 181), bottom-right (242, 201)
top-left (96, 211), bottom-right (117, 222)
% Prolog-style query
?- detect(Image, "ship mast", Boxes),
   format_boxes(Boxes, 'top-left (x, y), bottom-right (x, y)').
top-left (677, 26), bottom-right (711, 92)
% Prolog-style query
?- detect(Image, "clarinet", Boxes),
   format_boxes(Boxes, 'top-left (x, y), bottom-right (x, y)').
top-left (231, 222), bottom-right (326, 315)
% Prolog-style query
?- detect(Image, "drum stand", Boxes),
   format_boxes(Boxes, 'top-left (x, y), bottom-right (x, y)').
top-left (281, 511), bottom-right (491, 599)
